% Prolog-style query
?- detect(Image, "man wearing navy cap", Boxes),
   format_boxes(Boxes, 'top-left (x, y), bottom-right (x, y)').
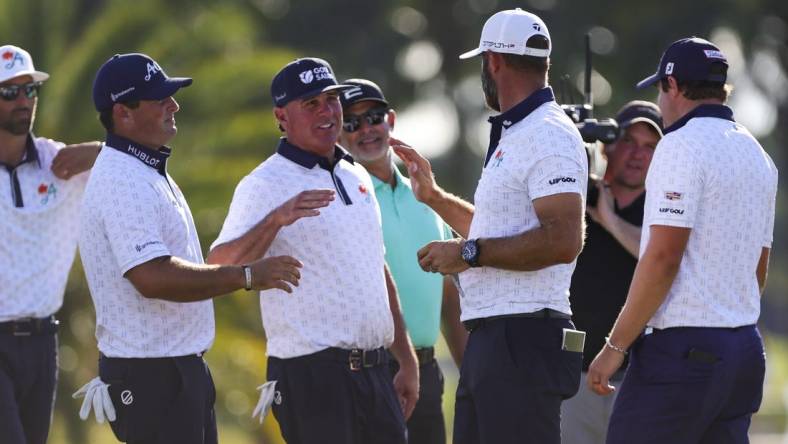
top-left (338, 78), bottom-right (468, 444)
top-left (0, 44), bottom-right (101, 444)
top-left (562, 101), bottom-right (662, 444)
top-left (588, 37), bottom-right (778, 444)
top-left (208, 58), bottom-right (417, 444)
top-left (76, 53), bottom-right (303, 444)
top-left (393, 8), bottom-right (587, 444)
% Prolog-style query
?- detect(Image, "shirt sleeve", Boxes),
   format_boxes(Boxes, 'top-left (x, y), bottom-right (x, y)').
top-left (643, 138), bottom-right (702, 228)
top-left (211, 175), bottom-right (277, 250)
top-left (98, 179), bottom-right (171, 274)
top-left (527, 155), bottom-right (586, 200)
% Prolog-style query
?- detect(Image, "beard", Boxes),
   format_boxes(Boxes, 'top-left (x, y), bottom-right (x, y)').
top-left (1, 108), bottom-right (34, 135)
top-left (481, 56), bottom-right (501, 112)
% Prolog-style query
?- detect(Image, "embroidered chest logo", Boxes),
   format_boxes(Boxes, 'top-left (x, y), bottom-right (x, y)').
top-left (664, 191), bottom-right (683, 201)
top-left (37, 182), bottom-right (57, 205)
top-left (492, 150), bottom-right (505, 168)
top-left (358, 184), bottom-right (371, 203)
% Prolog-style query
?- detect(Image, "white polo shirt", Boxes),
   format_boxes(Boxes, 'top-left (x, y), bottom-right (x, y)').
top-left (0, 136), bottom-right (88, 322)
top-left (460, 87), bottom-right (588, 321)
top-left (211, 139), bottom-right (394, 359)
top-left (79, 134), bottom-right (214, 358)
top-left (642, 105), bottom-right (778, 329)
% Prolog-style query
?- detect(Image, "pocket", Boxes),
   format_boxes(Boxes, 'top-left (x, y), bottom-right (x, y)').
top-left (634, 334), bottom-right (720, 384)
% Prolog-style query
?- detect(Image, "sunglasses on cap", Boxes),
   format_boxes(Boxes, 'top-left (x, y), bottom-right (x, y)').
top-left (342, 108), bottom-right (388, 133)
top-left (0, 82), bottom-right (41, 101)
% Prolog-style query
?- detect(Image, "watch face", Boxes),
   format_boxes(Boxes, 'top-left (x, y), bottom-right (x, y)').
top-left (462, 240), bottom-right (477, 262)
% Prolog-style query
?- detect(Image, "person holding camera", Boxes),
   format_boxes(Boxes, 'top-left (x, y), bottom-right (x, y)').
top-left (561, 101), bottom-right (662, 444)
top-left (588, 37), bottom-right (777, 443)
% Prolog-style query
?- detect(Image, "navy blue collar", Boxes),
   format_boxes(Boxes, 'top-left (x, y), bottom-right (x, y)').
top-left (276, 138), bottom-right (354, 171)
top-left (489, 86), bottom-right (555, 129)
top-left (484, 87), bottom-right (555, 167)
top-left (105, 133), bottom-right (170, 176)
top-left (663, 104), bottom-right (735, 135)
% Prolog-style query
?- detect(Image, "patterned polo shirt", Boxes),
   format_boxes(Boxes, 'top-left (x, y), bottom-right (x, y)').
top-left (0, 135), bottom-right (88, 321)
top-left (79, 133), bottom-right (215, 358)
top-left (460, 87), bottom-right (588, 321)
top-left (211, 139), bottom-right (394, 358)
top-left (642, 104), bottom-right (778, 329)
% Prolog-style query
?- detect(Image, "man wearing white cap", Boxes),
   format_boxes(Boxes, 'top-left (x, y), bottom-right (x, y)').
top-left (393, 8), bottom-right (587, 444)
top-left (0, 44), bottom-right (100, 444)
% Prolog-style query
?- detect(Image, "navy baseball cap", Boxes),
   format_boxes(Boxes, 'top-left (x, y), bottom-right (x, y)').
top-left (637, 37), bottom-right (728, 89)
top-left (92, 53), bottom-right (192, 112)
top-left (338, 78), bottom-right (389, 110)
top-left (270, 58), bottom-right (350, 107)
top-left (616, 100), bottom-right (663, 137)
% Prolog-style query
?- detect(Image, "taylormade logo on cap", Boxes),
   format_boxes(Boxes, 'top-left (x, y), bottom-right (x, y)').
top-left (459, 8), bottom-right (551, 60)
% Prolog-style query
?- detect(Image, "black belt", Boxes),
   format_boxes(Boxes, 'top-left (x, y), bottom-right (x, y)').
top-left (314, 347), bottom-right (388, 371)
top-left (463, 309), bottom-right (571, 332)
top-left (415, 347), bottom-right (435, 366)
top-left (0, 316), bottom-right (58, 336)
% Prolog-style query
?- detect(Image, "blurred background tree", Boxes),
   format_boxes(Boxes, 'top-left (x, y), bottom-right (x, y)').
top-left (1, 0), bottom-right (785, 442)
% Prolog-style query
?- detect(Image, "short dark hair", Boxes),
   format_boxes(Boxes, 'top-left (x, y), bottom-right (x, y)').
top-left (500, 35), bottom-right (550, 75)
top-left (98, 101), bottom-right (140, 132)
top-left (659, 62), bottom-right (732, 101)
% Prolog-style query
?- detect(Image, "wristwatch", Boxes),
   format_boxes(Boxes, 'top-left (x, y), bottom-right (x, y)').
top-left (461, 239), bottom-right (481, 267)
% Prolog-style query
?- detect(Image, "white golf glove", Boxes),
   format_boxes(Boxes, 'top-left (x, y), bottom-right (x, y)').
top-left (251, 380), bottom-right (278, 424)
top-left (72, 377), bottom-right (116, 424)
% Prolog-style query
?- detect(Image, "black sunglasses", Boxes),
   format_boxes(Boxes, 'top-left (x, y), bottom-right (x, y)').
top-left (0, 82), bottom-right (41, 101)
top-left (343, 108), bottom-right (388, 133)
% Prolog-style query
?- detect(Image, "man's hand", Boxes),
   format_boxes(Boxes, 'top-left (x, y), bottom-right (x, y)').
top-left (587, 182), bottom-right (615, 229)
top-left (417, 238), bottom-right (469, 274)
top-left (587, 345), bottom-right (625, 396)
top-left (247, 255), bottom-right (303, 293)
top-left (393, 361), bottom-right (419, 420)
top-left (52, 142), bottom-right (101, 179)
top-left (270, 189), bottom-right (335, 228)
top-left (390, 137), bottom-right (439, 204)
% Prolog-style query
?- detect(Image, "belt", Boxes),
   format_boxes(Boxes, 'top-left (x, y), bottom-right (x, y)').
top-left (0, 316), bottom-right (58, 336)
top-left (415, 347), bottom-right (435, 366)
top-left (463, 309), bottom-right (571, 332)
top-left (314, 347), bottom-right (388, 371)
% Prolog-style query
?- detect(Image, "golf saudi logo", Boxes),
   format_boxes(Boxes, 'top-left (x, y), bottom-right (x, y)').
top-left (121, 390), bottom-right (134, 405)
top-left (299, 70), bottom-right (314, 84)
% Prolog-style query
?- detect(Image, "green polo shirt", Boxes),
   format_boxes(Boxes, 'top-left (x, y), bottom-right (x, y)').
top-left (372, 165), bottom-right (453, 348)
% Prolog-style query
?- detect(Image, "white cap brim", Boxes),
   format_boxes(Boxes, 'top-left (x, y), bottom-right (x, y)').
top-left (0, 70), bottom-right (49, 84)
top-left (459, 47), bottom-right (483, 60)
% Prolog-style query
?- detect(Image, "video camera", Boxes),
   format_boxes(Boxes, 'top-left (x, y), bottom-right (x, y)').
top-left (559, 34), bottom-right (619, 206)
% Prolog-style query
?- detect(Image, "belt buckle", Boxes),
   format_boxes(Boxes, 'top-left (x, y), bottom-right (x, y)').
top-left (12, 323), bottom-right (32, 337)
top-left (349, 348), bottom-right (362, 371)
top-left (362, 349), bottom-right (378, 368)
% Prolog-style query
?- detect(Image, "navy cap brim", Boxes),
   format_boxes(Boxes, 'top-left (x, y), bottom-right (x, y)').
top-left (636, 73), bottom-right (661, 89)
top-left (279, 84), bottom-right (353, 107)
top-left (138, 77), bottom-right (193, 101)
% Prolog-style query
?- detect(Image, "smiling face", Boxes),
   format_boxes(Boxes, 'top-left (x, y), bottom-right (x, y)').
top-left (0, 75), bottom-right (37, 136)
top-left (604, 122), bottom-right (660, 190)
top-left (276, 91), bottom-right (343, 158)
top-left (338, 100), bottom-right (394, 164)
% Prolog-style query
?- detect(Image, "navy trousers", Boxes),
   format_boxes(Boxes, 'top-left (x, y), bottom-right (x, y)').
top-left (453, 317), bottom-right (582, 444)
top-left (99, 353), bottom-right (217, 444)
top-left (268, 348), bottom-right (407, 444)
top-left (0, 332), bottom-right (57, 444)
top-left (607, 325), bottom-right (765, 444)
top-left (390, 353), bottom-right (446, 444)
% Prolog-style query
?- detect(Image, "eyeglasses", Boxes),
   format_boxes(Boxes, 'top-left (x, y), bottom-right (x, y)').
top-left (0, 82), bottom-right (41, 101)
top-left (342, 108), bottom-right (387, 133)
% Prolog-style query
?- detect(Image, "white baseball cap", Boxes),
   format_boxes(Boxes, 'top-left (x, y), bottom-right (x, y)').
top-left (0, 45), bottom-right (49, 84)
top-left (459, 8), bottom-right (551, 60)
